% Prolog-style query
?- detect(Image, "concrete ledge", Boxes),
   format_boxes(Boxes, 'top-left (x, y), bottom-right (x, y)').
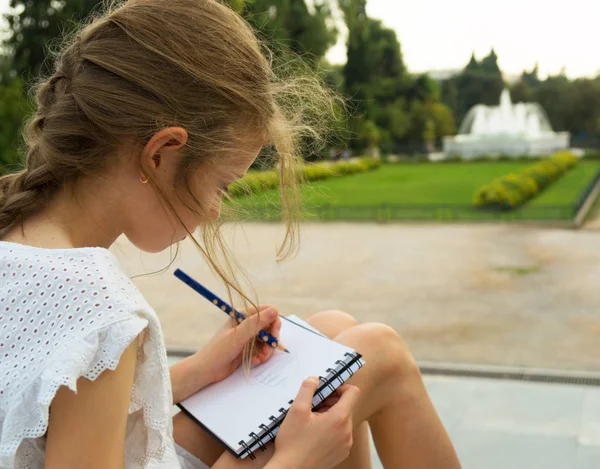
top-left (419, 360), bottom-right (600, 387)
top-left (574, 176), bottom-right (600, 227)
top-left (166, 349), bottom-right (600, 387)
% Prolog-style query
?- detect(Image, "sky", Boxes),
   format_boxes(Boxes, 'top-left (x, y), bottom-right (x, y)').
top-left (1, 0), bottom-right (599, 79)
top-left (328, 0), bottom-right (600, 79)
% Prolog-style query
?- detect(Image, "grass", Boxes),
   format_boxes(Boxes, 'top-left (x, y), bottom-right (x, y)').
top-left (493, 265), bottom-right (541, 276)
top-left (530, 162), bottom-right (600, 205)
top-left (235, 160), bottom-right (600, 209)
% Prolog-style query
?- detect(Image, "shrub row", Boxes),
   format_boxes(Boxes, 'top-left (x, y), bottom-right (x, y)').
top-left (473, 151), bottom-right (579, 209)
top-left (228, 157), bottom-right (381, 198)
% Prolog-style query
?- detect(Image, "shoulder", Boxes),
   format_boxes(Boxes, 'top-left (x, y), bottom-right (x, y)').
top-left (0, 242), bottom-right (153, 327)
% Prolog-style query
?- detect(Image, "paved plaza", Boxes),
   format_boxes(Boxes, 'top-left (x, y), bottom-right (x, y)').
top-left (113, 222), bottom-right (600, 371)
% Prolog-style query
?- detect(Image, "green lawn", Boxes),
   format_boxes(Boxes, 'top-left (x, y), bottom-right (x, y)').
top-left (530, 162), bottom-right (600, 205)
top-left (235, 161), bottom-right (600, 209)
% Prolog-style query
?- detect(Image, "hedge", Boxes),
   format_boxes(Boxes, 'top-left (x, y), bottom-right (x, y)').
top-left (473, 151), bottom-right (579, 209)
top-left (228, 157), bottom-right (381, 198)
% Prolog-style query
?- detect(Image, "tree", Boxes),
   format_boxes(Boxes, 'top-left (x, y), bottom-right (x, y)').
top-left (510, 79), bottom-right (533, 103)
top-left (337, 3), bottom-right (413, 151)
top-left (4, 0), bottom-right (101, 79)
top-left (343, 17), bottom-right (406, 93)
top-left (441, 49), bottom-right (506, 126)
top-left (428, 102), bottom-right (455, 139)
top-left (229, 0), bottom-right (338, 63)
top-left (0, 77), bottom-right (31, 172)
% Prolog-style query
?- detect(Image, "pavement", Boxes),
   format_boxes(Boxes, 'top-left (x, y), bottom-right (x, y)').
top-left (168, 353), bottom-right (600, 469)
top-left (112, 222), bottom-right (600, 371)
top-left (423, 375), bottom-right (600, 469)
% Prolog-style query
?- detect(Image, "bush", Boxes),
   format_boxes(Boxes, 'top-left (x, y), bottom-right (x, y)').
top-left (473, 151), bottom-right (579, 209)
top-left (228, 157), bottom-right (381, 198)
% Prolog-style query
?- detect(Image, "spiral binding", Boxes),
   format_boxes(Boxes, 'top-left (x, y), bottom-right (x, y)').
top-left (238, 351), bottom-right (364, 459)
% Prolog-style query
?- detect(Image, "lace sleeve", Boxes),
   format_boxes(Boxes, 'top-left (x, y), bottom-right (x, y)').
top-left (0, 315), bottom-right (148, 467)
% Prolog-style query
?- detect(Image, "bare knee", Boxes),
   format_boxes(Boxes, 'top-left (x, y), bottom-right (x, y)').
top-left (347, 323), bottom-right (420, 380)
top-left (306, 310), bottom-right (358, 339)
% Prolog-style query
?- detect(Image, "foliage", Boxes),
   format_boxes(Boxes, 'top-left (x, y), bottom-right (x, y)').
top-left (228, 157), bottom-right (381, 197)
top-left (338, 4), bottom-right (455, 152)
top-left (227, 0), bottom-right (338, 63)
top-left (473, 151), bottom-right (579, 209)
top-left (0, 77), bottom-right (31, 173)
top-left (4, 0), bottom-right (101, 79)
top-left (441, 49), bottom-right (505, 125)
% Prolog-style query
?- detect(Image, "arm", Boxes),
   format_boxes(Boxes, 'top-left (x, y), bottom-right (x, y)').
top-left (45, 340), bottom-right (138, 469)
top-left (169, 354), bottom-right (212, 405)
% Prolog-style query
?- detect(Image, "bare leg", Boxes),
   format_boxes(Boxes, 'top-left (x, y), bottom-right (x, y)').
top-left (172, 411), bottom-right (225, 466)
top-left (304, 311), bottom-right (372, 469)
top-left (333, 323), bottom-right (461, 469)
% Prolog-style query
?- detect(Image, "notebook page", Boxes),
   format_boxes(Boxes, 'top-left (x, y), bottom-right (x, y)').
top-left (179, 317), bottom-right (358, 452)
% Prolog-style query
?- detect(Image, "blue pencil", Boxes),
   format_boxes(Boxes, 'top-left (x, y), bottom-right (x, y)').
top-left (174, 269), bottom-right (289, 353)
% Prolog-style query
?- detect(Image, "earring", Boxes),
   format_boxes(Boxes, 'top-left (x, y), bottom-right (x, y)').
top-left (140, 174), bottom-right (149, 184)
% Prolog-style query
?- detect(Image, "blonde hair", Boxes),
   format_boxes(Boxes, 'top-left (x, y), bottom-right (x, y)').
top-left (0, 0), bottom-right (337, 357)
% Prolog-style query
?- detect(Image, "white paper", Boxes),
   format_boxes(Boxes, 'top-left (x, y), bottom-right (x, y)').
top-left (179, 317), bottom-right (359, 454)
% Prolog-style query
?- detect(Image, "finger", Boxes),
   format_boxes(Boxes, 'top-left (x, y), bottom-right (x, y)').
top-left (328, 384), bottom-right (361, 417)
top-left (255, 342), bottom-right (270, 364)
top-left (217, 316), bottom-right (237, 333)
top-left (260, 317), bottom-right (281, 362)
top-left (242, 304), bottom-right (277, 317)
top-left (269, 316), bottom-right (282, 340)
top-left (290, 377), bottom-right (320, 413)
top-left (237, 307), bottom-right (278, 341)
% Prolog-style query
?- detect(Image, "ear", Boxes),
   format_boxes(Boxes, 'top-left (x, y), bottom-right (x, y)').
top-left (139, 127), bottom-right (189, 173)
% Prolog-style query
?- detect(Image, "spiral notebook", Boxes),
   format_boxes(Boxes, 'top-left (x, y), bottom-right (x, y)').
top-left (177, 315), bottom-right (364, 459)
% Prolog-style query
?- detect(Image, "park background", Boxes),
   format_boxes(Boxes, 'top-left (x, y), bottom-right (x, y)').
top-left (3, 1), bottom-right (600, 467)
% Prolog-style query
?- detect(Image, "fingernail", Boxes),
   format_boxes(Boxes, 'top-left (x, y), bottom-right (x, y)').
top-left (266, 308), bottom-right (276, 319)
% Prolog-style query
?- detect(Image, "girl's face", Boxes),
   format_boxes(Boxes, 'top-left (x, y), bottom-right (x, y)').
top-left (124, 129), bottom-right (261, 253)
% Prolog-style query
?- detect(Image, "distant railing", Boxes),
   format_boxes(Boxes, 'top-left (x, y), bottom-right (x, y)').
top-left (233, 203), bottom-right (576, 223)
top-left (573, 170), bottom-right (600, 214)
top-left (231, 169), bottom-right (600, 224)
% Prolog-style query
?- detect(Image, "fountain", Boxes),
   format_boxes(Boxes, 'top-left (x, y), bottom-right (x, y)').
top-left (443, 89), bottom-right (570, 159)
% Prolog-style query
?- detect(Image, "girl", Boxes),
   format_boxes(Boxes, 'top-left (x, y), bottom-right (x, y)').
top-left (0, 0), bottom-right (461, 468)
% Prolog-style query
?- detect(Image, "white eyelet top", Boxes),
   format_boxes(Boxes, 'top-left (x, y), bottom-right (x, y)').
top-left (0, 241), bottom-right (183, 469)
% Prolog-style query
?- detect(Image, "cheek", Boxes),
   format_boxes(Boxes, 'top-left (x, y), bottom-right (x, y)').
top-left (176, 187), bottom-right (219, 227)
top-left (206, 192), bottom-right (223, 221)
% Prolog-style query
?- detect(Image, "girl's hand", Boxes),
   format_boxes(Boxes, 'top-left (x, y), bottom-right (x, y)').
top-left (170, 304), bottom-right (281, 404)
top-left (196, 304), bottom-right (282, 385)
top-left (269, 377), bottom-right (361, 469)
